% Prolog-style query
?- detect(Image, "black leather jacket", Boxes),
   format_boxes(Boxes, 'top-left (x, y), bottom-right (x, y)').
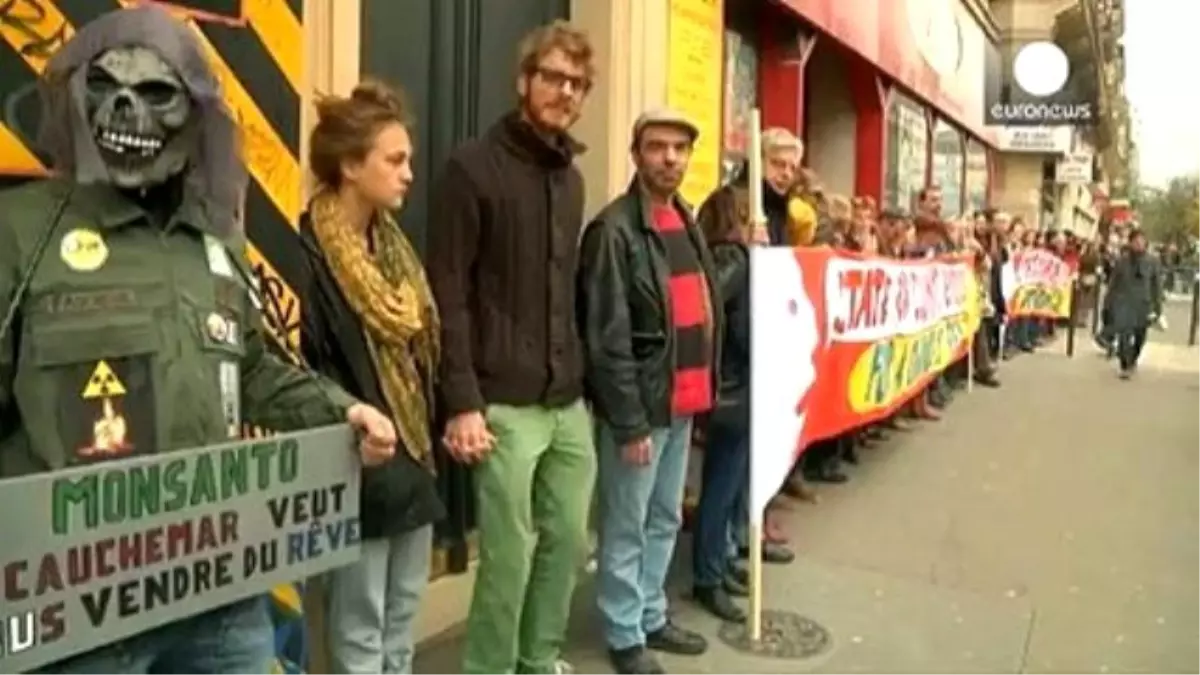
top-left (707, 240), bottom-right (750, 432)
top-left (577, 182), bottom-right (723, 444)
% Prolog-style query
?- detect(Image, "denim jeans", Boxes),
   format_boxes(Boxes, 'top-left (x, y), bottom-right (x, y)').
top-left (38, 598), bottom-right (273, 674)
top-left (1004, 317), bottom-right (1035, 350)
top-left (730, 470), bottom-right (750, 552)
top-left (692, 420), bottom-right (749, 588)
top-left (596, 417), bottom-right (693, 650)
top-left (326, 525), bottom-right (433, 674)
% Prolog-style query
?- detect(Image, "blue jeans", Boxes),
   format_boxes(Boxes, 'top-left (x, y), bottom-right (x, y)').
top-left (692, 421), bottom-right (750, 588)
top-left (596, 417), bottom-right (693, 650)
top-left (730, 472), bottom-right (750, 553)
top-left (38, 598), bottom-right (273, 674)
top-left (1005, 317), bottom-right (1035, 349)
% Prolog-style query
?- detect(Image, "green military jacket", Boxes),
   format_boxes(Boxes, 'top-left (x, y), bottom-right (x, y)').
top-left (0, 179), bottom-right (358, 477)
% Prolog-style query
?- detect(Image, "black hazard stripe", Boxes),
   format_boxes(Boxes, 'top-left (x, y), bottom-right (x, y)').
top-left (198, 18), bottom-right (300, 157)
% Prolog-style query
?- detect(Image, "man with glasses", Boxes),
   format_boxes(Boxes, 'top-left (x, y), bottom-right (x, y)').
top-left (427, 21), bottom-right (596, 675)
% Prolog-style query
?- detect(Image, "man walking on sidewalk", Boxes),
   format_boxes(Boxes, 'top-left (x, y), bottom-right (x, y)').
top-left (578, 110), bottom-right (722, 675)
top-left (1104, 229), bottom-right (1162, 379)
top-left (426, 21), bottom-right (597, 675)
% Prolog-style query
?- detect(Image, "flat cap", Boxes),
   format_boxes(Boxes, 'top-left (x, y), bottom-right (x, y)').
top-left (632, 108), bottom-right (700, 145)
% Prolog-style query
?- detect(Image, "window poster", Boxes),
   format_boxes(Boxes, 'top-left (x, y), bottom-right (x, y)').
top-left (722, 29), bottom-right (758, 185)
top-left (931, 119), bottom-right (964, 218)
top-left (667, 0), bottom-right (725, 207)
top-left (883, 94), bottom-right (929, 212)
top-left (965, 139), bottom-right (989, 214)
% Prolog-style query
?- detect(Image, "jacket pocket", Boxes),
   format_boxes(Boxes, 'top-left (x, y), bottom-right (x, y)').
top-left (20, 316), bottom-right (161, 466)
top-left (630, 330), bottom-right (667, 360)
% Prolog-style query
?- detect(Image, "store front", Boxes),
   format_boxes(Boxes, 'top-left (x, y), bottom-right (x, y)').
top-left (766, 0), bottom-right (997, 206)
top-left (882, 91), bottom-right (929, 211)
top-left (931, 117), bottom-right (966, 218)
top-left (722, 22), bottom-right (759, 183)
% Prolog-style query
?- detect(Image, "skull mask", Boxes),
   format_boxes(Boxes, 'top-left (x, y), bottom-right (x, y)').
top-left (84, 46), bottom-right (194, 189)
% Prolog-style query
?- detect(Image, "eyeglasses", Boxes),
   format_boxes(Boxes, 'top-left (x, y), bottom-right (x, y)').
top-left (533, 67), bottom-right (591, 95)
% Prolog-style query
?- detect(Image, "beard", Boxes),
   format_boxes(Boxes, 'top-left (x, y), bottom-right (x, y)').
top-left (522, 95), bottom-right (578, 133)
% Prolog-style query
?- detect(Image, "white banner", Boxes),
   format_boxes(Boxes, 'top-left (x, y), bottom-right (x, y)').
top-left (749, 248), bottom-right (819, 525)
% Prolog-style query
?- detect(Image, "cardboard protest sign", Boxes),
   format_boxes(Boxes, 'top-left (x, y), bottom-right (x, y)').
top-left (0, 424), bottom-right (360, 673)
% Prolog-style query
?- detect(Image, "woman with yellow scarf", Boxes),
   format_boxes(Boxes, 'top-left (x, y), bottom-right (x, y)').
top-left (300, 81), bottom-right (445, 674)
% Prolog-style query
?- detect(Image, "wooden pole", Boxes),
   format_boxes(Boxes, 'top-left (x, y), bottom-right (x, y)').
top-left (966, 335), bottom-right (975, 393)
top-left (746, 107), bottom-right (765, 644)
top-left (748, 522), bottom-right (764, 642)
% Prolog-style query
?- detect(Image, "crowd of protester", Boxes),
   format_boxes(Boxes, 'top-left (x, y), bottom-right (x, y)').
top-left (293, 24), bottom-right (1141, 672)
top-left (684, 129), bottom-right (1094, 626)
top-left (8, 9), bottom-right (1191, 675)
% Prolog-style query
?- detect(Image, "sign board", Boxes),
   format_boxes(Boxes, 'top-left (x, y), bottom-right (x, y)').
top-left (1056, 152), bottom-right (1094, 184)
top-left (995, 126), bottom-right (1072, 154)
top-left (0, 425), bottom-right (360, 673)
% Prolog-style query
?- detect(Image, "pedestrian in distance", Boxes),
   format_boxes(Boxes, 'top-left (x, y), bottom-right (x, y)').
top-left (1103, 229), bottom-right (1163, 379)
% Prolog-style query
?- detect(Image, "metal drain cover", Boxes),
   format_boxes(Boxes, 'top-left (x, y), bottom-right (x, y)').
top-left (717, 610), bottom-right (832, 659)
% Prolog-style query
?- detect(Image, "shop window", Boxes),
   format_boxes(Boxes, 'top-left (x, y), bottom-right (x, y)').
top-left (964, 139), bottom-right (989, 214)
top-left (931, 119), bottom-right (965, 219)
top-left (883, 94), bottom-right (928, 212)
top-left (722, 29), bottom-right (759, 184)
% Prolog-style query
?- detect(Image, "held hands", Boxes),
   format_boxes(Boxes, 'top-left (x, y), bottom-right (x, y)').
top-left (621, 436), bottom-right (653, 466)
top-left (443, 411), bottom-right (497, 464)
top-left (748, 221), bottom-right (770, 246)
top-left (346, 403), bottom-right (396, 467)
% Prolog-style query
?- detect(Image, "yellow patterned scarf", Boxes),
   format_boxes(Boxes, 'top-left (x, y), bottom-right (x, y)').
top-left (309, 190), bottom-right (440, 470)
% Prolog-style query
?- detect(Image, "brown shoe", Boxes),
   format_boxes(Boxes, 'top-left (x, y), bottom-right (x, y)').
top-left (782, 477), bottom-right (820, 504)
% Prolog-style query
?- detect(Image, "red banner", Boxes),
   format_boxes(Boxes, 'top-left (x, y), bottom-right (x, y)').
top-left (749, 247), bottom-right (982, 518)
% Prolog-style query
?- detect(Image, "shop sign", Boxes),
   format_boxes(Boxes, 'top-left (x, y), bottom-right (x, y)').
top-left (1055, 152), bottom-right (1094, 184)
top-left (996, 126), bottom-right (1072, 153)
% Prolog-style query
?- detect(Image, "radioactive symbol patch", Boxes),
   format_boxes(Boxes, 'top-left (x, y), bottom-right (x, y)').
top-left (61, 355), bottom-right (155, 464)
top-left (82, 360), bottom-right (127, 399)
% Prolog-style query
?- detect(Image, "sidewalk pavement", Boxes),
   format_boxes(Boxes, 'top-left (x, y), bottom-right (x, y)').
top-left (415, 320), bottom-right (1198, 674)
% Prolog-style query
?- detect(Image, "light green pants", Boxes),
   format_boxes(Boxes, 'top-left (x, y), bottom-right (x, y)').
top-left (462, 399), bottom-right (597, 674)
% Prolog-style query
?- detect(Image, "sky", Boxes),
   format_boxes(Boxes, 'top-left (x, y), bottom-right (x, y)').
top-left (1124, 0), bottom-right (1200, 187)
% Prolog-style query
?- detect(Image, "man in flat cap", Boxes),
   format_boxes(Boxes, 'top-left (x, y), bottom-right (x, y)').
top-left (577, 109), bottom-right (721, 674)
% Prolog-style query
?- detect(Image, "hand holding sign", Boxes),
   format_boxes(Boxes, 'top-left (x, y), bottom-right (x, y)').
top-left (346, 403), bottom-right (396, 467)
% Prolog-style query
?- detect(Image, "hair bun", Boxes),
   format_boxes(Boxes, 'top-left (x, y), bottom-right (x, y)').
top-left (350, 79), bottom-right (405, 114)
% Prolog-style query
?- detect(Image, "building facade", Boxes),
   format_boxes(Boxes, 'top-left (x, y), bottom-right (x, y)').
top-left (989, 0), bottom-right (1130, 235)
top-left (738, 0), bottom-right (1000, 216)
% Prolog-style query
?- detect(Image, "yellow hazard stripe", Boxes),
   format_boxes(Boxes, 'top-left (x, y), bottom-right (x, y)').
top-left (242, 0), bottom-right (302, 92)
top-left (115, 0), bottom-right (302, 227)
top-left (196, 34), bottom-right (302, 225)
top-left (0, 123), bottom-right (45, 175)
top-left (0, 0), bottom-right (74, 74)
top-left (246, 243), bottom-right (301, 359)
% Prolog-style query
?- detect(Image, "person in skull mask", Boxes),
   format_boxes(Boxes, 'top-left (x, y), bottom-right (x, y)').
top-left (0, 7), bottom-right (399, 673)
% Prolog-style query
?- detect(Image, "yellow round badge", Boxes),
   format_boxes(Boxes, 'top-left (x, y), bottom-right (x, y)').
top-left (60, 229), bottom-right (109, 272)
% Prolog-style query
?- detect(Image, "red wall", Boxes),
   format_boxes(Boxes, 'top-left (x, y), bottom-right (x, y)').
top-left (759, 5), bottom-right (804, 134)
top-left (777, 0), bottom-right (994, 146)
